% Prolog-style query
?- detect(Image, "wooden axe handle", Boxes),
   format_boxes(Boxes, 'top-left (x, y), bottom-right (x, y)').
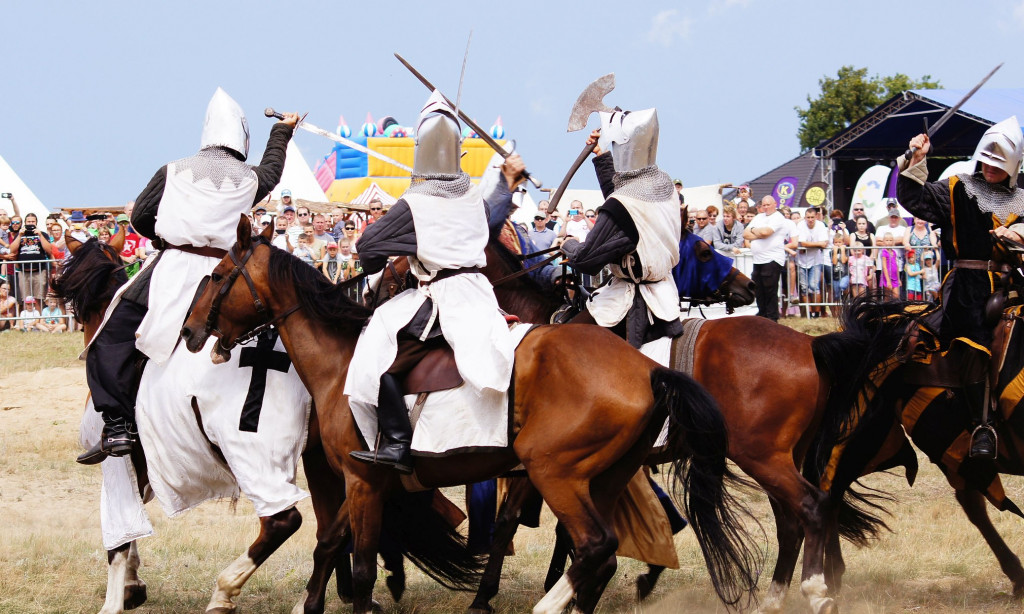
top-left (548, 142), bottom-right (597, 212)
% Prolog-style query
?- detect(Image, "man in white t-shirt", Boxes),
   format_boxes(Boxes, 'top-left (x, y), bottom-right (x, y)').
top-left (794, 207), bottom-right (830, 318)
top-left (743, 195), bottom-right (790, 321)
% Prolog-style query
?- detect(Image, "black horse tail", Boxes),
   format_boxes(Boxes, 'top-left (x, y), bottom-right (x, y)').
top-left (807, 291), bottom-right (919, 545)
top-left (655, 367), bottom-right (763, 607)
top-left (382, 490), bottom-right (485, 591)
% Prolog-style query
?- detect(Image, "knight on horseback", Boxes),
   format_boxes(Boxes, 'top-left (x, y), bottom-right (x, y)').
top-left (77, 88), bottom-right (299, 464)
top-left (898, 116), bottom-right (1024, 460)
top-left (345, 90), bottom-right (523, 474)
top-left (559, 108), bottom-right (682, 357)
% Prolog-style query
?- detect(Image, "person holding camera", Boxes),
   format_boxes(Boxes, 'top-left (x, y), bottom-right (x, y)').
top-left (8, 212), bottom-right (52, 308)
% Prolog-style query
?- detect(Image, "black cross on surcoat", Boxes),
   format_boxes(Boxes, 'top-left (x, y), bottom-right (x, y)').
top-left (238, 329), bottom-right (292, 432)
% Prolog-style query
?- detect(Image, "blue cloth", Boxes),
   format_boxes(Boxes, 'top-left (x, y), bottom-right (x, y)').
top-left (671, 232), bottom-right (735, 299)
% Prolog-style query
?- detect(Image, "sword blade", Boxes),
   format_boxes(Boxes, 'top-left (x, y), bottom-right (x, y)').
top-left (928, 62), bottom-right (1003, 137)
top-left (296, 121), bottom-right (412, 173)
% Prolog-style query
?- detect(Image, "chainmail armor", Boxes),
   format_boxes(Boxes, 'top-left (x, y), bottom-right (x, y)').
top-left (405, 172), bottom-right (473, 198)
top-left (958, 173), bottom-right (1024, 223)
top-left (611, 165), bottom-right (675, 202)
top-left (172, 147), bottom-right (254, 190)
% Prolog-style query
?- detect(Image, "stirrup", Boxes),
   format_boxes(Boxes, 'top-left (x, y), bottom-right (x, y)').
top-left (969, 424), bottom-right (998, 459)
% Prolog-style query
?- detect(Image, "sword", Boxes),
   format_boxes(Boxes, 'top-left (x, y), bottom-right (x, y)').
top-left (905, 62), bottom-right (1003, 159)
top-left (264, 108), bottom-right (412, 173)
top-left (394, 53), bottom-right (543, 188)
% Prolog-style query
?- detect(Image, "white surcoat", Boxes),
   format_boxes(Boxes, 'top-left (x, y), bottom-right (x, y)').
top-left (587, 192), bottom-right (682, 329)
top-left (344, 187), bottom-right (515, 424)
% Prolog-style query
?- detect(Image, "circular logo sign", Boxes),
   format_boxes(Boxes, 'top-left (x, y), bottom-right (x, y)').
top-left (805, 186), bottom-right (826, 207)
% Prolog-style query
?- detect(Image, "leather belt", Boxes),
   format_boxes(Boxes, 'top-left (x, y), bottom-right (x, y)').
top-left (953, 259), bottom-right (1011, 273)
top-left (424, 266), bottom-right (481, 285)
top-left (167, 243), bottom-right (229, 259)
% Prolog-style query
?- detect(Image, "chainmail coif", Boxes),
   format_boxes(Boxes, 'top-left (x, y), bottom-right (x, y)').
top-left (405, 172), bottom-right (473, 198)
top-left (611, 165), bottom-right (675, 202)
top-left (172, 147), bottom-right (254, 190)
top-left (958, 172), bottom-right (1024, 223)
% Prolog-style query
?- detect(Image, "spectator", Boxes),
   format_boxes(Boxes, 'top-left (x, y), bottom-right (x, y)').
top-left (295, 205), bottom-right (311, 225)
top-left (97, 226), bottom-right (112, 244)
top-left (905, 216), bottom-right (938, 264)
top-left (312, 214), bottom-right (333, 246)
top-left (67, 210), bottom-right (90, 242)
top-left (848, 242), bottom-right (875, 297)
top-left (874, 199), bottom-right (908, 230)
top-left (712, 203), bottom-right (744, 254)
top-left (116, 214), bottom-right (143, 273)
top-left (271, 216), bottom-right (292, 251)
top-left (705, 204), bottom-right (719, 227)
top-left (733, 185), bottom-right (755, 210)
top-left (829, 234), bottom-right (849, 315)
top-left (39, 294), bottom-right (67, 333)
top-left (292, 231), bottom-right (318, 267)
top-left (302, 223), bottom-right (325, 262)
top-left (0, 281), bottom-right (16, 331)
top-left (827, 208), bottom-right (848, 241)
top-left (339, 219), bottom-right (360, 254)
top-left (323, 241), bottom-right (357, 283)
top-left (19, 295), bottom-right (41, 331)
top-left (905, 249), bottom-right (924, 301)
top-left (742, 209), bottom-right (755, 226)
top-left (743, 195), bottom-right (790, 321)
top-left (673, 178), bottom-right (685, 204)
top-left (279, 188), bottom-right (294, 213)
top-left (794, 207), bottom-right (829, 318)
top-left (562, 201), bottom-right (590, 242)
top-left (922, 252), bottom-right (941, 301)
top-left (693, 209), bottom-right (714, 242)
top-left (584, 208), bottom-right (598, 230)
top-left (846, 202), bottom-right (876, 235)
top-left (877, 232), bottom-right (901, 299)
top-left (736, 200), bottom-right (750, 219)
top-left (848, 215), bottom-right (875, 250)
top-left (366, 198), bottom-right (385, 225)
top-left (252, 202), bottom-right (268, 223)
top-left (281, 203), bottom-right (297, 227)
top-left (878, 206), bottom-right (908, 244)
top-left (48, 221), bottom-right (67, 261)
top-left (258, 213), bottom-right (274, 232)
top-left (330, 206), bottom-right (350, 238)
top-left (529, 212), bottom-right (557, 250)
top-left (9, 212), bottom-right (52, 306)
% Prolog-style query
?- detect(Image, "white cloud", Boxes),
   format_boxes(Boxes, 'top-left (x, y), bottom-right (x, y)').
top-left (647, 9), bottom-right (693, 47)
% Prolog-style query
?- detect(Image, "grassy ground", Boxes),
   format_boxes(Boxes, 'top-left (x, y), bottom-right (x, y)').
top-left (3, 319), bottom-right (1024, 613)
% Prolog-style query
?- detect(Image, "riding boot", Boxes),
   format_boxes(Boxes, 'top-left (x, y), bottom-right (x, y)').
top-left (77, 415), bottom-right (138, 465)
top-left (966, 379), bottom-right (997, 460)
top-left (350, 373), bottom-right (413, 474)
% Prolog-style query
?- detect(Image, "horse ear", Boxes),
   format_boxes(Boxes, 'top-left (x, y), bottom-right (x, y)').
top-left (259, 217), bottom-right (274, 241)
top-left (65, 230), bottom-right (84, 255)
top-left (680, 205), bottom-right (691, 237)
top-left (108, 223), bottom-right (126, 253)
top-left (237, 214), bottom-right (252, 250)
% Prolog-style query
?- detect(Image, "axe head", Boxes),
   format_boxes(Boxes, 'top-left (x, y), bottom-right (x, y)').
top-left (567, 73), bottom-right (615, 132)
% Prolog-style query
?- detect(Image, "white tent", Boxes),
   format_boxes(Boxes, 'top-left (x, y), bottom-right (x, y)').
top-left (0, 154), bottom-right (48, 221)
top-left (352, 182), bottom-right (398, 206)
top-left (271, 141), bottom-right (329, 203)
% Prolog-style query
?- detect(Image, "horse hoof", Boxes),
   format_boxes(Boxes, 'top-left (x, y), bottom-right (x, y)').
top-left (385, 574), bottom-right (405, 603)
top-left (816, 598), bottom-right (837, 614)
top-left (123, 583), bottom-right (148, 610)
top-left (636, 574), bottom-right (654, 601)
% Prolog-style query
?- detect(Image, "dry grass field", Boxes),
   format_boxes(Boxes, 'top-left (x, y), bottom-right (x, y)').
top-left (3, 322), bottom-right (1024, 613)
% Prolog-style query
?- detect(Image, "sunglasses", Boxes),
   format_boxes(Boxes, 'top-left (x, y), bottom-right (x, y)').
top-left (344, 226), bottom-right (355, 230)
top-left (695, 216), bottom-right (708, 221)
top-left (298, 213), bottom-right (310, 217)
top-left (585, 214), bottom-right (596, 219)
top-left (370, 207), bottom-right (383, 211)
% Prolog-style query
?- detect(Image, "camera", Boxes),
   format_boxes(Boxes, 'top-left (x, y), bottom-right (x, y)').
top-left (23, 224), bottom-right (36, 235)
top-left (569, 209), bottom-right (580, 216)
top-left (0, 193), bottom-right (10, 199)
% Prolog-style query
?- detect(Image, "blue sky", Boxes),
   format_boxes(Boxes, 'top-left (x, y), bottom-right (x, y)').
top-left (3, 0), bottom-right (1024, 208)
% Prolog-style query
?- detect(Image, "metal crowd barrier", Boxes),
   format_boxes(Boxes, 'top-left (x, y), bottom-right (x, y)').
top-left (0, 257), bottom-right (75, 328)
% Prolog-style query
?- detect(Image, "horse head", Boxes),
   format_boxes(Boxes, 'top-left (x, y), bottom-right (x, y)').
top-left (181, 215), bottom-right (276, 363)
top-left (673, 232), bottom-right (755, 312)
top-left (51, 231), bottom-right (128, 339)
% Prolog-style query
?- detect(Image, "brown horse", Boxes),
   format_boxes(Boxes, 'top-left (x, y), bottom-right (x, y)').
top-left (449, 237), bottom-right (917, 614)
top-left (53, 230), bottom-right (353, 614)
top-left (181, 216), bottom-right (761, 614)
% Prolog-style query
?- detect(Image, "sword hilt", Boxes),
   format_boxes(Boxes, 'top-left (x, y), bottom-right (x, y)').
top-left (264, 108), bottom-right (285, 121)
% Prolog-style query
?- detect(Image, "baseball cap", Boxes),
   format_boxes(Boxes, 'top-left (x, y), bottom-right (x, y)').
top-left (25, 295), bottom-right (35, 303)
top-left (115, 214), bottom-right (130, 224)
top-left (673, 178), bottom-right (682, 186)
top-left (69, 210), bottom-right (87, 223)
top-left (327, 241), bottom-right (339, 249)
top-left (281, 189), bottom-right (292, 198)
top-left (254, 204), bottom-right (267, 213)
top-left (259, 213), bottom-right (273, 225)
top-left (889, 210), bottom-right (900, 217)
top-left (282, 205), bottom-right (296, 213)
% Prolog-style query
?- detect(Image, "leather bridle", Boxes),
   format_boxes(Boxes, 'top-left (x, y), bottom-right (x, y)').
top-left (198, 238), bottom-right (299, 351)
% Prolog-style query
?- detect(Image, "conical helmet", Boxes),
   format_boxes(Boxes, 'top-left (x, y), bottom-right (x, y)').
top-left (413, 90), bottom-right (462, 176)
top-left (200, 87), bottom-right (249, 160)
top-left (972, 115), bottom-right (1023, 185)
top-left (597, 108), bottom-right (659, 172)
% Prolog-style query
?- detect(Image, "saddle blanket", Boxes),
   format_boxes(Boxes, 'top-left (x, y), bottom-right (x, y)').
top-left (80, 395), bottom-right (155, 551)
top-left (134, 331), bottom-right (312, 518)
top-left (351, 323), bottom-right (534, 456)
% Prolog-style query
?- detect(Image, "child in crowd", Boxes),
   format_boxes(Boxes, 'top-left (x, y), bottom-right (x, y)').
top-left (904, 249), bottom-right (923, 301)
top-left (877, 233), bottom-right (901, 299)
top-left (19, 295), bottom-right (41, 331)
top-left (0, 281), bottom-right (16, 331)
top-left (922, 252), bottom-right (941, 301)
top-left (322, 241), bottom-right (357, 283)
top-left (292, 232), bottom-right (318, 268)
top-left (830, 233), bottom-right (849, 313)
top-left (848, 242), bottom-right (874, 297)
top-left (38, 294), bottom-right (67, 333)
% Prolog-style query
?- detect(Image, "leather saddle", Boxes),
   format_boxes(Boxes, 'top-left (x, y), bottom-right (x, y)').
top-left (401, 346), bottom-right (463, 394)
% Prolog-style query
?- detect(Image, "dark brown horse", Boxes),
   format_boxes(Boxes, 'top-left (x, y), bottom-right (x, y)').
top-left (452, 237), bottom-right (917, 614)
top-left (181, 217), bottom-right (761, 614)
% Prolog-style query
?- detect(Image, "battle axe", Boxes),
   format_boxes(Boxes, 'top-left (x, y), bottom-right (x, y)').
top-left (394, 53), bottom-right (542, 188)
top-left (547, 74), bottom-right (616, 212)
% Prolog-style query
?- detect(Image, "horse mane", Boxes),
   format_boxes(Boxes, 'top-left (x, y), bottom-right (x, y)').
top-left (51, 238), bottom-right (128, 324)
top-left (264, 238), bottom-right (371, 336)
top-left (484, 237), bottom-right (563, 322)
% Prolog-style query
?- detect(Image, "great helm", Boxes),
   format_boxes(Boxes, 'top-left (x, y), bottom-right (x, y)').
top-left (412, 90), bottom-right (462, 176)
top-left (200, 87), bottom-right (250, 160)
top-left (597, 108), bottom-right (659, 173)
top-left (972, 115), bottom-right (1024, 185)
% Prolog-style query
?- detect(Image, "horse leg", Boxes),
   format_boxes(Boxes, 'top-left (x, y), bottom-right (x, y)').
top-left (543, 523), bottom-right (574, 592)
top-left (98, 543), bottom-right (130, 614)
top-left (122, 541), bottom-right (147, 610)
top-left (382, 551), bottom-right (405, 603)
top-left (468, 478), bottom-right (542, 614)
top-left (635, 565), bottom-right (664, 602)
top-left (348, 481), bottom-right (386, 614)
top-left (294, 502), bottom-right (351, 614)
top-left (207, 507), bottom-right (302, 614)
top-left (955, 487), bottom-right (1024, 596)
top-left (822, 506), bottom-right (846, 594)
top-left (756, 499), bottom-right (803, 614)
